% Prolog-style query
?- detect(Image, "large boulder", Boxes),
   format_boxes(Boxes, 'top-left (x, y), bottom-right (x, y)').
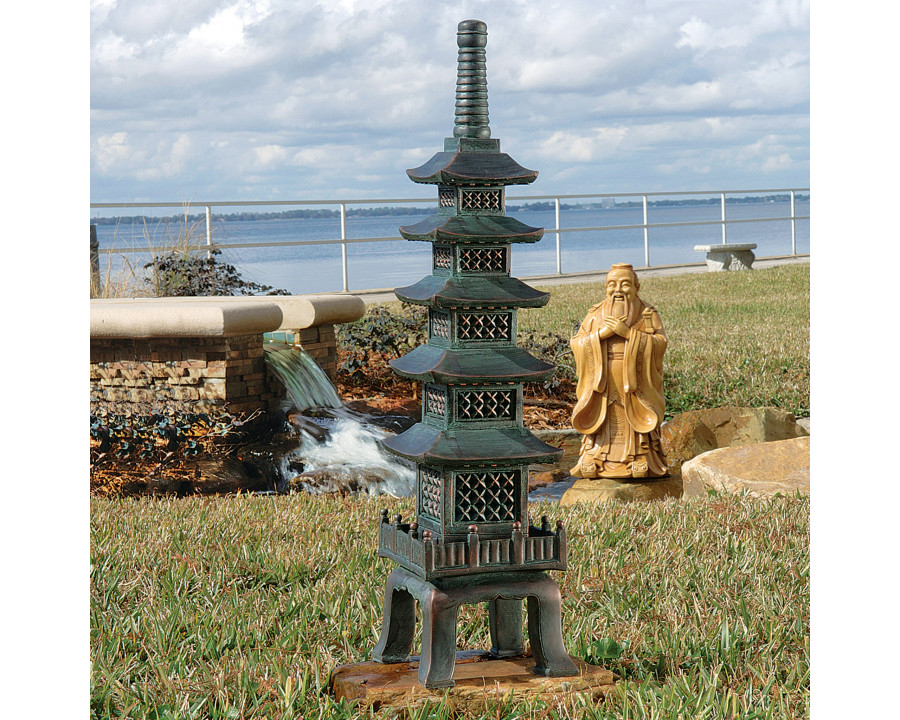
top-left (661, 406), bottom-right (808, 475)
top-left (681, 436), bottom-right (810, 498)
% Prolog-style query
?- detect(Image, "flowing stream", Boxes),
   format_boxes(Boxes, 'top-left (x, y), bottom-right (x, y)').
top-left (262, 343), bottom-right (415, 497)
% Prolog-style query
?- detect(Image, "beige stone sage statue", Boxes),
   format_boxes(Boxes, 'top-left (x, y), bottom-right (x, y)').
top-left (570, 263), bottom-right (668, 479)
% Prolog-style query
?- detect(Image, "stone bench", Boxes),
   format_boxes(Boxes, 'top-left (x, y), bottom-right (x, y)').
top-left (90, 294), bottom-right (365, 414)
top-left (694, 243), bottom-right (757, 271)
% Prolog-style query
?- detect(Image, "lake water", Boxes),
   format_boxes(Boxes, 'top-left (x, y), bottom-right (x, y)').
top-left (93, 200), bottom-right (809, 295)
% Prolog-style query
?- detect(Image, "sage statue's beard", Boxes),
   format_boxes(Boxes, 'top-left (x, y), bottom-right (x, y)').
top-left (609, 296), bottom-right (631, 319)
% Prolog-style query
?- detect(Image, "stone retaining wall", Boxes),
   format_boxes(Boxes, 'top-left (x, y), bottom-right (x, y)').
top-left (90, 334), bottom-right (284, 415)
top-left (90, 294), bottom-right (364, 417)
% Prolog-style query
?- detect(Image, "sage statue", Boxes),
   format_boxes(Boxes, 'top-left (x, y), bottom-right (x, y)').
top-left (570, 263), bottom-right (668, 479)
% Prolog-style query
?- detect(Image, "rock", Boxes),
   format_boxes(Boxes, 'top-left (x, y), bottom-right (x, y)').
top-left (329, 650), bottom-right (615, 712)
top-left (344, 396), bottom-right (421, 418)
top-left (528, 468), bottom-right (569, 491)
top-left (530, 429), bottom-right (581, 475)
top-left (342, 398), bottom-right (421, 433)
top-left (558, 475), bottom-right (683, 506)
top-left (681, 436), bottom-right (809, 498)
top-left (661, 406), bottom-right (809, 475)
top-left (529, 478), bottom-right (576, 503)
top-left (289, 467), bottom-right (413, 496)
top-left (120, 457), bottom-right (266, 496)
top-left (120, 474), bottom-right (189, 496)
top-left (191, 458), bottom-right (267, 494)
top-left (287, 412), bottom-right (330, 442)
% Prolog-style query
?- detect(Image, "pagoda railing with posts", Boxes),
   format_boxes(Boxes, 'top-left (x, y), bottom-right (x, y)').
top-left (377, 511), bottom-right (567, 581)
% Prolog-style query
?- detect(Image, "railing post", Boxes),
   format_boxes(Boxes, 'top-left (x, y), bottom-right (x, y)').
top-left (720, 192), bottom-right (727, 244)
top-left (90, 224), bottom-right (100, 298)
top-left (205, 205), bottom-right (213, 259)
top-left (340, 203), bottom-right (349, 292)
top-left (790, 190), bottom-right (797, 255)
top-left (554, 197), bottom-right (561, 275)
top-left (642, 195), bottom-right (650, 267)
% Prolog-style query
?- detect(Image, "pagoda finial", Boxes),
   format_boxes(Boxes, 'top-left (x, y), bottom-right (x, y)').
top-left (453, 19), bottom-right (490, 139)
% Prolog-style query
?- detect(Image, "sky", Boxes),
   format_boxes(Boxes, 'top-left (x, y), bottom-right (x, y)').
top-left (90, 0), bottom-right (811, 204)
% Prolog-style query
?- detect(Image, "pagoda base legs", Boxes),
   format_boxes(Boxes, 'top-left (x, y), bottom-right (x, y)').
top-left (372, 567), bottom-right (578, 689)
top-left (489, 596), bottom-right (524, 657)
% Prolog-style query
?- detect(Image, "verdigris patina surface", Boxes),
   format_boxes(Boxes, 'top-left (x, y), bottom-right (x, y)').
top-left (369, 19), bottom-right (579, 690)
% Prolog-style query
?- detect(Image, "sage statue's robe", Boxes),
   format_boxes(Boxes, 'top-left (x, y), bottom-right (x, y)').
top-left (570, 298), bottom-right (668, 478)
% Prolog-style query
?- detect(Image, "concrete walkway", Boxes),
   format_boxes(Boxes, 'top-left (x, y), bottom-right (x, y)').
top-left (352, 255), bottom-right (810, 305)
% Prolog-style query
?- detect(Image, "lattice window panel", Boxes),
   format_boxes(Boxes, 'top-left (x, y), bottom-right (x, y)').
top-left (461, 189), bottom-right (502, 211)
top-left (430, 310), bottom-right (451, 340)
top-left (457, 312), bottom-right (512, 342)
top-left (420, 466), bottom-right (443, 520)
top-left (425, 385), bottom-right (447, 417)
top-left (456, 389), bottom-right (515, 421)
top-left (459, 246), bottom-right (507, 273)
top-left (438, 186), bottom-right (456, 208)
top-left (433, 245), bottom-right (452, 270)
top-left (454, 470), bottom-right (518, 523)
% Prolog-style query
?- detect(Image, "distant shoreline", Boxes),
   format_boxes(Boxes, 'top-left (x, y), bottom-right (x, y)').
top-left (90, 193), bottom-right (809, 226)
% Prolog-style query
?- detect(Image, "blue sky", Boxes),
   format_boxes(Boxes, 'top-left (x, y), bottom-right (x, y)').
top-left (90, 0), bottom-right (810, 203)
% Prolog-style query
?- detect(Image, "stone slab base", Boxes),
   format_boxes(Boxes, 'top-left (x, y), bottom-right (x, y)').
top-left (329, 650), bottom-right (615, 711)
top-left (681, 436), bottom-right (809, 498)
top-left (559, 475), bottom-right (683, 506)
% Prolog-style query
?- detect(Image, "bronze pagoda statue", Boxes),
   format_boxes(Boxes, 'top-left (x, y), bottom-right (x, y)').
top-left (372, 19), bottom-right (579, 689)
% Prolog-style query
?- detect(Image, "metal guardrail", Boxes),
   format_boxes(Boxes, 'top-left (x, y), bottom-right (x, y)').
top-left (91, 188), bottom-right (810, 292)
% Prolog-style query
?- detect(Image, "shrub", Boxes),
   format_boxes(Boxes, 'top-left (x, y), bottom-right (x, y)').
top-left (144, 248), bottom-right (289, 297)
top-left (519, 325), bottom-right (578, 396)
top-left (336, 304), bottom-right (426, 390)
top-left (336, 305), bottom-right (578, 399)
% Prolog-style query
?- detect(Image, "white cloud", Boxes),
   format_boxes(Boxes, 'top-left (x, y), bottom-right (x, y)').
top-left (92, 132), bottom-right (138, 173)
top-left (90, 0), bottom-right (810, 201)
top-left (536, 128), bottom-right (629, 162)
top-left (253, 144), bottom-right (287, 166)
top-left (134, 134), bottom-right (196, 180)
top-left (678, 0), bottom-right (809, 51)
top-left (762, 153), bottom-right (793, 172)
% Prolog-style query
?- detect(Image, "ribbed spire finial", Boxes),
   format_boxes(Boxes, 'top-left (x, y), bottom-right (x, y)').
top-left (453, 19), bottom-right (490, 139)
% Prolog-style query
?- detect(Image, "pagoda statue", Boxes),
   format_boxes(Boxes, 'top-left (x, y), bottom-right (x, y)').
top-left (371, 19), bottom-right (579, 689)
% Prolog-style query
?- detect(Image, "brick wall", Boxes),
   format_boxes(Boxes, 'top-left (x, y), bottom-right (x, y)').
top-left (90, 334), bottom-right (285, 415)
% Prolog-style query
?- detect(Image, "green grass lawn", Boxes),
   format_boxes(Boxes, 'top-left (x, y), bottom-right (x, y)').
top-left (523, 263), bottom-right (810, 418)
top-left (91, 492), bottom-right (809, 719)
top-left (369, 263), bottom-right (810, 418)
top-left (92, 264), bottom-right (810, 718)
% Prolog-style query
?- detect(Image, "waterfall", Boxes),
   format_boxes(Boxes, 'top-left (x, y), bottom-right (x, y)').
top-left (263, 342), bottom-right (342, 411)
top-left (263, 341), bottom-right (415, 497)
top-left (284, 416), bottom-right (415, 498)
